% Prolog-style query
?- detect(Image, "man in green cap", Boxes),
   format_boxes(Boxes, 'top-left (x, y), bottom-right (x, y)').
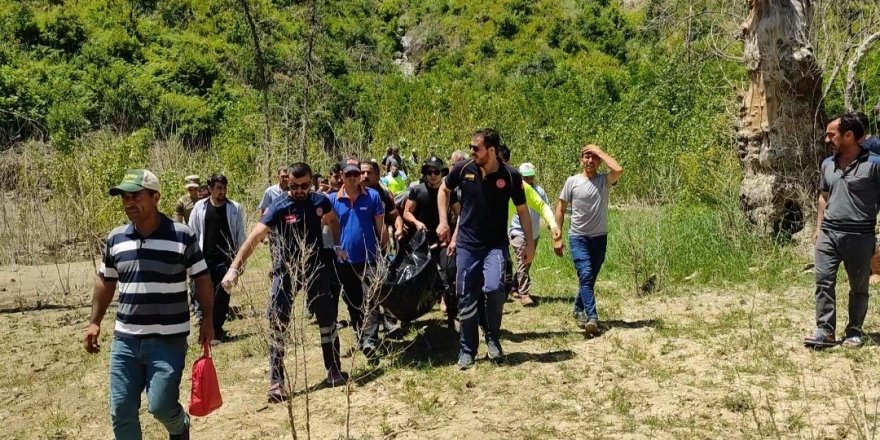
top-left (174, 174), bottom-right (201, 223)
top-left (84, 169), bottom-right (215, 440)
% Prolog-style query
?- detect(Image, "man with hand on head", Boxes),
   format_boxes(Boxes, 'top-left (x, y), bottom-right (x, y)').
top-left (84, 169), bottom-right (213, 440)
top-left (556, 144), bottom-right (623, 337)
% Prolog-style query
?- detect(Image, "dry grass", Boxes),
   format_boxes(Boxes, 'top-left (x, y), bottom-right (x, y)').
top-left (2, 235), bottom-right (880, 439)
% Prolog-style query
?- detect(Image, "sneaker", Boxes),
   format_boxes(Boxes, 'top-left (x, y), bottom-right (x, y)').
top-left (457, 352), bottom-right (475, 370)
top-left (267, 383), bottom-right (288, 403)
top-left (803, 329), bottom-right (836, 349)
top-left (325, 368), bottom-right (349, 387)
top-left (486, 339), bottom-right (504, 361)
top-left (574, 310), bottom-right (589, 329)
top-left (519, 294), bottom-right (535, 307)
top-left (585, 319), bottom-right (601, 337)
top-left (841, 335), bottom-right (864, 348)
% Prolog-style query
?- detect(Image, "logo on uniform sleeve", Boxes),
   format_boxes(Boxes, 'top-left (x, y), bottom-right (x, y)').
top-left (464, 173), bottom-right (476, 181)
top-left (496, 178), bottom-right (506, 189)
top-left (262, 208), bottom-right (269, 216)
top-left (285, 214), bottom-right (298, 224)
top-left (316, 207), bottom-right (324, 216)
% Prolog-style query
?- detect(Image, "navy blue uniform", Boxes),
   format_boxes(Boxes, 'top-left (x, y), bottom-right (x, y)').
top-left (443, 160), bottom-right (527, 358)
top-left (260, 192), bottom-right (340, 382)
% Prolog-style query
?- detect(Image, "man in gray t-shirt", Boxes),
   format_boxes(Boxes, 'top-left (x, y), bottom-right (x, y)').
top-left (805, 113), bottom-right (880, 349)
top-left (555, 144), bottom-right (623, 336)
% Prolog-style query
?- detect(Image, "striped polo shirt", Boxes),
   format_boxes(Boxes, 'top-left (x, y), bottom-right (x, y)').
top-left (99, 214), bottom-right (208, 338)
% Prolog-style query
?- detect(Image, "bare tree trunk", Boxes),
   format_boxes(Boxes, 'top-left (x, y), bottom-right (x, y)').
top-left (239, 0), bottom-right (273, 184)
top-left (299, 0), bottom-right (319, 163)
top-left (736, 0), bottom-right (825, 238)
top-left (844, 31), bottom-right (880, 111)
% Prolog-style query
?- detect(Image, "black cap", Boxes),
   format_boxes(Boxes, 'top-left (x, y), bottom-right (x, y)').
top-left (422, 156), bottom-right (447, 175)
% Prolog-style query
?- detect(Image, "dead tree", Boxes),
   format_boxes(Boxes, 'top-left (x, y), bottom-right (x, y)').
top-left (736, 0), bottom-right (825, 238)
top-left (238, 0), bottom-right (273, 183)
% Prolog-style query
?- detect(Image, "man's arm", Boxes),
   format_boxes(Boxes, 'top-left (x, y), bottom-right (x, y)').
top-left (813, 192), bottom-right (828, 244)
top-left (83, 277), bottom-right (117, 353)
top-left (192, 273), bottom-right (214, 345)
top-left (403, 199), bottom-right (425, 230)
top-left (515, 203), bottom-right (535, 264)
top-left (554, 199), bottom-right (568, 256)
top-left (374, 214), bottom-right (385, 245)
top-left (228, 223), bottom-right (271, 272)
top-left (437, 183), bottom-right (452, 243)
top-left (585, 144), bottom-right (623, 185)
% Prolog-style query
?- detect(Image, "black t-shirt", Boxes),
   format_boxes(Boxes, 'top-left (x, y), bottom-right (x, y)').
top-left (260, 192), bottom-right (332, 273)
top-left (372, 185), bottom-right (398, 229)
top-left (203, 202), bottom-right (233, 263)
top-left (408, 183), bottom-right (441, 243)
top-left (444, 160), bottom-right (526, 250)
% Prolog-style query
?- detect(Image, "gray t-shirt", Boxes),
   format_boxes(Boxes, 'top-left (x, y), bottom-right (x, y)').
top-left (819, 151), bottom-right (880, 234)
top-left (259, 184), bottom-right (285, 211)
top-left (559, 173), bottom-right (609, 237)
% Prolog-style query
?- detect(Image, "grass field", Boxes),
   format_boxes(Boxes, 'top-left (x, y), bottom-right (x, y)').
top-left (3, 230), bottom-right (880, 439)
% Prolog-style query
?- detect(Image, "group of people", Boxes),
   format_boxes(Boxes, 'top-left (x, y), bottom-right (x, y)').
top-left (83, 128), bottom-right (623, 439)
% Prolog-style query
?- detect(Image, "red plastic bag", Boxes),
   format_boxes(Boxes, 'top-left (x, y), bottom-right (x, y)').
top-left (189, 342), bottom-right (222, 416)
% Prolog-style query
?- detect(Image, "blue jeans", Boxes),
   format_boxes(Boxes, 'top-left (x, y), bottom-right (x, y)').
top-left (109, 336), bottom-right (189, 439)
top-left (570, 234), bottom-right (608, 320)
top-left (456, 246), bottom-right (506, 357)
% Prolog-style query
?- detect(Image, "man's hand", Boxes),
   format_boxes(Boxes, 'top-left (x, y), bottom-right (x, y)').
top-left (394, 227), bottom-right (407, 241)
top-left (221, 268), bottom-right (240, 290)
top-left (812, 229), bottom-right (819, 245)
top-left (585, 144), bottom-right (604, 155)
top-left (334, 246), bottom-right (349, 261)
top-left (84, 323), bottom-right (101, 354)
top-left (551, 226), bottom-right (562, 241)
top-left (415, 221), bottom-right (427, 231)
top-left (523, 242), bottom-right (535, 265)
top-left (437, 222), bottom-right (450, 244)
top-left (199, 319), bottom-right (214, 346)
top-left (553, 237), bottom-right (564, 257)
top-left (447, 235), bottom-right (457, 257)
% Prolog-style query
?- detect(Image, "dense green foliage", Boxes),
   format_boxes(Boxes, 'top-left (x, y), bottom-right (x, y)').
top-left (1, 0), bottom-right (749, 203)
top-left (7, 0), bottom-right (876, 286)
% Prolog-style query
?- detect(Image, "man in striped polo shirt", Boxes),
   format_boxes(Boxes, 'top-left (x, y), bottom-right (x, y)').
top-left (83, 169), bottom-right (214, 440)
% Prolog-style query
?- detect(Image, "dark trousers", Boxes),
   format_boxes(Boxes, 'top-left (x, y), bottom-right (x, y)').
top-left (434, 246), bottom-right (458, 326)
top-left (268, 263), bottom-right (341, 385)
top-left (335, 261), bottom-right (381, 351)
top-left (456, 246), bottom-right (506, 357)
top-left (814, 229), bottom-right (875, 337)
top-left (206, 259), bottom-right (231, 336)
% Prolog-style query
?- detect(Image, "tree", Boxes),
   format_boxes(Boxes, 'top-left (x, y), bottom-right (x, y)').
top-left (736, 0), bottom-right (825, 238)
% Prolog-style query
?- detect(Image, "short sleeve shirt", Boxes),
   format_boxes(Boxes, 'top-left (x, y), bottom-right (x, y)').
top-left (560, 173), bottom-right (609, 237)
top-left (259, 184), bottom-right (285, 211)
top-left (330, 186), bottom-right (385, 264)
top-left (175, 195), bottom-right (197, 223)
top-left (260, 192), bottom-right (332, 273)
top-left (444, 160), bottom-right (526, 250)
top-left (408, 183), bottom-right (441, 243)
top-left (99, 215), bottom-right (208, 338)
top-left (819, 150), bottom-right (880, 234)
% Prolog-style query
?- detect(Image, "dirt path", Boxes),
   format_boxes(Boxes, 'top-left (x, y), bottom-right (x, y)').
top-left (1, 259), bottom-right (878, 439)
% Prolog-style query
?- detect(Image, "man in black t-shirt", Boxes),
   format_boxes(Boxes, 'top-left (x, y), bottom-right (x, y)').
top-left (360, 160), bottom-right (404, 248)
top-left (222, 163), bottom-right (350, 400)
top-left (437, 129), bottom-right (535, 369)
top-left (188, 174), bottom-right (246, 345)
top-left (403, 156), bottom-right (459, 327)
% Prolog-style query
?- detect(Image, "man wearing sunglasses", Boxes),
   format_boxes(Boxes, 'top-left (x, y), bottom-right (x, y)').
top-left (403, 156), bottom-right (459, 328)
top-left (222, 162), bottom-right (349, 399)
top-left (437, 129), bottom-right (535, 370)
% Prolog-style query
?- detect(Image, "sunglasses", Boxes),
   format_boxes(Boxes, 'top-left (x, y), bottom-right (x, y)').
top-left (344, 172), bottom-right (360, 178)
top-left (289, 183), bottom-right (311, 190)
top-left (425, 169), bottom-right (442, 176)
top-left (469, 144), bottom-right (483, 152)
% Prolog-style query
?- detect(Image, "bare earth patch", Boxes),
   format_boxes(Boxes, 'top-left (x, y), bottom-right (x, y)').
top-left (1, 258), bottom-right (879, 439)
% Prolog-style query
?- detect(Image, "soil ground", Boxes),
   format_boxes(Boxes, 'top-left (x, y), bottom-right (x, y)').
top-left (1, 247), bottom-right (879, 439)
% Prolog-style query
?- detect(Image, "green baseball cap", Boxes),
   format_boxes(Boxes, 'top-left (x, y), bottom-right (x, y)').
top-left (109, 169), bottom-right (162, 196)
